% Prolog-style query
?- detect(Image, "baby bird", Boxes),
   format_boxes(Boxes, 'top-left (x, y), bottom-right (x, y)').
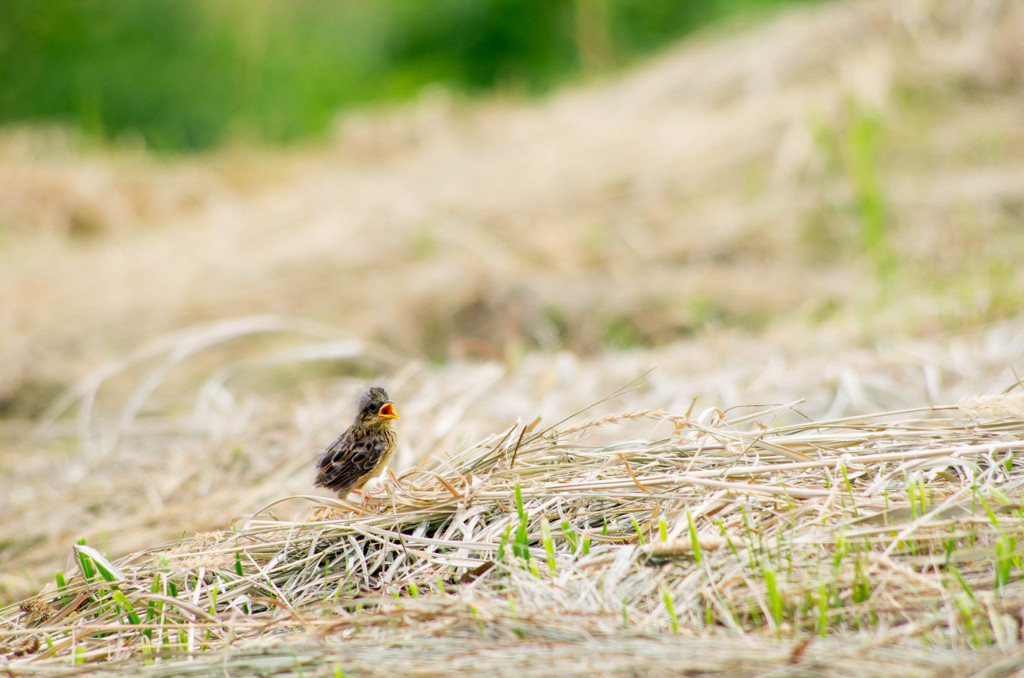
top-left (315, 386), bottom-right (399, 498)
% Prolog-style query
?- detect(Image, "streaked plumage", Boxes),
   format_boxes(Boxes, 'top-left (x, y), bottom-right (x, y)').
top-left (315, 386), bottom-right (399, 497)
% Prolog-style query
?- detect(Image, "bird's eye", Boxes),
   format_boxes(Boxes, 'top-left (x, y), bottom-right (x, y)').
top-left (378, 403), bottom-right (399, 419)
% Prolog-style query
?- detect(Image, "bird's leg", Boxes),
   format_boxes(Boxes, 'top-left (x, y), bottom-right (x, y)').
top-left (357, 477), bottom-right (389, 511)
top-left (361, 476), bottom-right (387, 497)
top-left (345, 482), bottom-right (385, 510)
top-left (346, 488), bottom-right (370, 510)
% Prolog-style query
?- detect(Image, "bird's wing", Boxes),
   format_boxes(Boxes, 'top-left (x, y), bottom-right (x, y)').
top-left (315, 427), bottom-right (391, 494)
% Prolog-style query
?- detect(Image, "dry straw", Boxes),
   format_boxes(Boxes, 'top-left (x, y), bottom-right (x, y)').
top-left (3, 0), bottom-right (1024, 672)
top-left (3, 391), bottom-right (1024, 675)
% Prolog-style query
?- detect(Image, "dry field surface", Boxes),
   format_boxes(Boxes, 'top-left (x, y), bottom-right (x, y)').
top-left (3, 0), bottom-right (1024, 675)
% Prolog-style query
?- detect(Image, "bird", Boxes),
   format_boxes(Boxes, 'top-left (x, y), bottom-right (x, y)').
top-left (314, 386), bottom-right (399, 498)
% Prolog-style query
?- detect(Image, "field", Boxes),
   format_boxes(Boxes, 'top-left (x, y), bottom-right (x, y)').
top-left (3, 0), bottom-right (1024, 675)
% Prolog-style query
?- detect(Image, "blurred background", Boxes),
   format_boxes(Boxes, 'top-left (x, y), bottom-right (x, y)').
top-left (2, 0), bottom-right (1024, 601)
top-left (0, 0), bottom-right (816, 150)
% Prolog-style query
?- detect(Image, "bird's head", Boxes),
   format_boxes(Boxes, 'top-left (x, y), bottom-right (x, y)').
top-left (356, 386), bottom-right (399, 425)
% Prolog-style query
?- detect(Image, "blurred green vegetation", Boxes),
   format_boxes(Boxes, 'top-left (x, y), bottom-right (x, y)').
top-left (0, 0), bottom-right (818, 152)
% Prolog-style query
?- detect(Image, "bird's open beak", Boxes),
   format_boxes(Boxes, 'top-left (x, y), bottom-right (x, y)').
top-left (378, 402), bottom-right (399, 419)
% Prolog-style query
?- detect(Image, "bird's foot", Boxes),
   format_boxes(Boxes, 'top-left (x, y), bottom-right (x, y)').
top-left (361, 477), bottom-right (388, 497)
top-left (349, 478), bottom-right (388, 509)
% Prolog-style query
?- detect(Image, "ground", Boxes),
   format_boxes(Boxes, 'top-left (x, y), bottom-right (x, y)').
top-left (2, 0), bottom-right (1024, 675)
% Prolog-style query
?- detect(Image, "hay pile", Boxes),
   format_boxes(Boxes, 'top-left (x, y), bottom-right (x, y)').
top-left (3, 0), bottom-right (1024, 673)
top-left (4, 389), bottom-right (1024, 675)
